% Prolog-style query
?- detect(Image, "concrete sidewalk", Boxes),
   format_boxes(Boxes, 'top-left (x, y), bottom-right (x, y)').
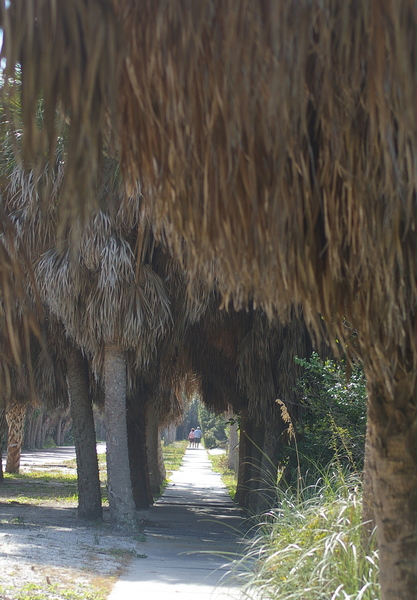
top-left (108, 447), bottom-right (252, 600)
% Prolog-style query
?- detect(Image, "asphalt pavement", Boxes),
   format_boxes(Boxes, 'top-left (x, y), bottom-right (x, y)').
top-left (1, 443), bottom-right (106, 470)
top-left (108, 446), bottom-right (253, 600)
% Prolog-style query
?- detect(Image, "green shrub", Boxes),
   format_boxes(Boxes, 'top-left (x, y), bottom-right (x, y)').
top-left (197, 403), bottom-right (227, 449)
top-left (279, 353), bottom-right (367, 487)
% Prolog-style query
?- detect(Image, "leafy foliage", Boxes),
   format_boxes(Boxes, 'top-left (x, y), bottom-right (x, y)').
top-left (197, 402), bottom-right (227, 449)
top-left (280, 353), bottom-right (367, 486)
top-left (176, 395), bottom-right (199, 440)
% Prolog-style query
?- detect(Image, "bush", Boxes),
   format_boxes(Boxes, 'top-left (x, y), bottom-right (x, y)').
top-left (279, 353), bottom-right (367, 487)
top-left (197, 403), bottom-right (227, 449)
top-left (202, 430), bottom-right (218, 450)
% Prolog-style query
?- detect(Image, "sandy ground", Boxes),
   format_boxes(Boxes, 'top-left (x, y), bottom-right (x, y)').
top-left (0, 448), bottom-right (145, 600)
top-left (0, 503), bottom-right (148, 600)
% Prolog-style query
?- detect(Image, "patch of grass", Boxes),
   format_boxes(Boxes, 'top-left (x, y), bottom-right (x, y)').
top-left (5, 580), bottom-right (107, 600)
top-left (1, 466), bottom-right (108, 504)
top-left (207, 452), bottom-right (237, 500)
top-left (64, 453), bottom-right (106, 472)
top-left (0, 515), bottom-right (26, 526)
top-left (149, 440), bottom-right (188, 499)
top-left (238, 470), bottom-right (379, 600)
top-left (1, 472), bottom-right (78, 503)
top-left (84, 546), bottom-right (147, 559)
top-left (162, 440), bottom-right (188, 478)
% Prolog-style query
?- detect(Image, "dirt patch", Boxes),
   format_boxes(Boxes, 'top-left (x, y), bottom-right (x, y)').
top-left (0, 492), bottom-right (146, 600)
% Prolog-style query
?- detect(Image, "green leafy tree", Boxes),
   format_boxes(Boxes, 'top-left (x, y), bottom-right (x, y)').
top-left (197, 403), bottom-right (227, 449)
top-left (281, 353), bottom-right (367, 485)
top-left (176, 395), bottom-right (200, 440)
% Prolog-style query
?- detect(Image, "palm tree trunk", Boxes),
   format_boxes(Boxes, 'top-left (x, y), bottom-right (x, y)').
top-left (33, 410), bottom-right (43, 448)
top-left (104, 343), bottom-right (136, 528)
top-left (235, 409), bottom-right (252, 507)
top-left (126, 397), bottom-right (153, 508)
top-left (0, 409), bottom-right (6, 483)
top-left (247, 424), bottom-right (265, 511)
top-left (6, 402), bottom-right (27, 474)
top-left (227, 419), bottom-right (239, 472)
top-left (367, 379), bottom-right (417, 599)
top-left (162, 424), bottom-right (177, 444)
top-left (55, 413), bottom-right (63, 446)
top-left (146, 402), bottom-right (166, 496)
top-left (67, 346), bottom-right (102, 520)
top-left (257, 415), bottom-right (284, 513)
top-left (361, 406), bottom-right (375, 536)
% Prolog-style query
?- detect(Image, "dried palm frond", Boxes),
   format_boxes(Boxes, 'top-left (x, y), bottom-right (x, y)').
top-left (115, 0), bottom-right (417, 394)
top-left (4, 0), bottom-right (417, 397)
top-left (0, 0), bottom-right (122, 232)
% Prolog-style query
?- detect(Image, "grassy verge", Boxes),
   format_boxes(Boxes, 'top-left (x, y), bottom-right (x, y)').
top-left (162, 440), bottom-right (188, 478)
top-left (1, 457), bottom-right (108, 504)
top-left (0, 441), bottom-right (188, 506)
top-left (207, 452), bottom-right (237, 500)
top-left (238, 470), bottom-right (379, 600)
top-left (1, 470), bottom-right (82, 504)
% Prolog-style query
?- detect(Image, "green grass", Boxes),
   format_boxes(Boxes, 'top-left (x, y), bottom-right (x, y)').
top-left (148, 439), bottom-right (188, 499)
top-left (1, 471), bottom-right (80, 503)
top-left (162, 440), bottom-right (188, 478)
top-left (10, 582), bottom-right (107, 600)
top-left (207, 452), bottom-right (237, 500)
top-left (0, 578), bottom-right (110, 600)
top-left (238, 469), bottom-right (379, 600)
top-left (0, 443), bottom-right (187, 506)
top-left (1, 468), bottom-right (108, 504)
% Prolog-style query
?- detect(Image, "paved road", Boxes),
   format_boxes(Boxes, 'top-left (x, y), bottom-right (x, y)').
top-left (2, 443), bottom-right (106, 470)
top-left (108, 447), bottom-right (254, 600)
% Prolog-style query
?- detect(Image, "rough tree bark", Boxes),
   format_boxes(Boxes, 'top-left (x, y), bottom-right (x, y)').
top-left (227, 419), bottom-right (239, 472)
top-left (104, 343), bottom-right (136, 528)
top-left (162, 423), bottom-right (177, 444)
top-left (257, 411), bottom-right (285, 513)
top-left (367, 376), bottom-right (417, 600)
top-left (126, 397), bottom-right (153, 509)
top-left (235, 409), bottom-right (253, 508)
top-left (0, 409), bottom-right (6, 483)
top-left (5, 402), bottom-right (27, 474)
top-left (55, 413), bottom-right (63, 446)
top-left (361, 409), bottom-right (375, 537)
top-left (67, 346), bottom-right (102, 520)
top-left (146, 402), bottom-right (166, 496)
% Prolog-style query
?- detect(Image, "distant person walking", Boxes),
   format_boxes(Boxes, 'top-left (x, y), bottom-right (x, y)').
top-left (193, 426), bottom-right (202, 447)
top-left (188, 428), bottom-right (195, 448)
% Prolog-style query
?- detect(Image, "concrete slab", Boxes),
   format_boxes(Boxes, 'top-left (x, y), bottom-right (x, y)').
top-left (108, 447), bottom-right (253, 600)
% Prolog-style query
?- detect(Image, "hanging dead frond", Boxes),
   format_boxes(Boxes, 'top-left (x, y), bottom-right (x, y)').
top-left (0, 0), bottom-right (123, 233)
top-left (4, 0), bottom-right (417, 395)
top-left (113, 0), bottom-right (417, 394)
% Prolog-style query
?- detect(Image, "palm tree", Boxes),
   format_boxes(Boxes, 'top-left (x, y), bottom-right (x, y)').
top-left (36, 201), bottom-right (173, 527)
top-left (0, 408), bottom-right (6, 482)
top-left (1, 139), bottom-right (105, 519)
top-left (67, 343), bottom-right (102, 520)
top-left (186, 300), bottom-right (313, 510)
top-left (5, 401), bottom-right (26, 473)
top-left (5, 3), bottom-right (417, 596)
